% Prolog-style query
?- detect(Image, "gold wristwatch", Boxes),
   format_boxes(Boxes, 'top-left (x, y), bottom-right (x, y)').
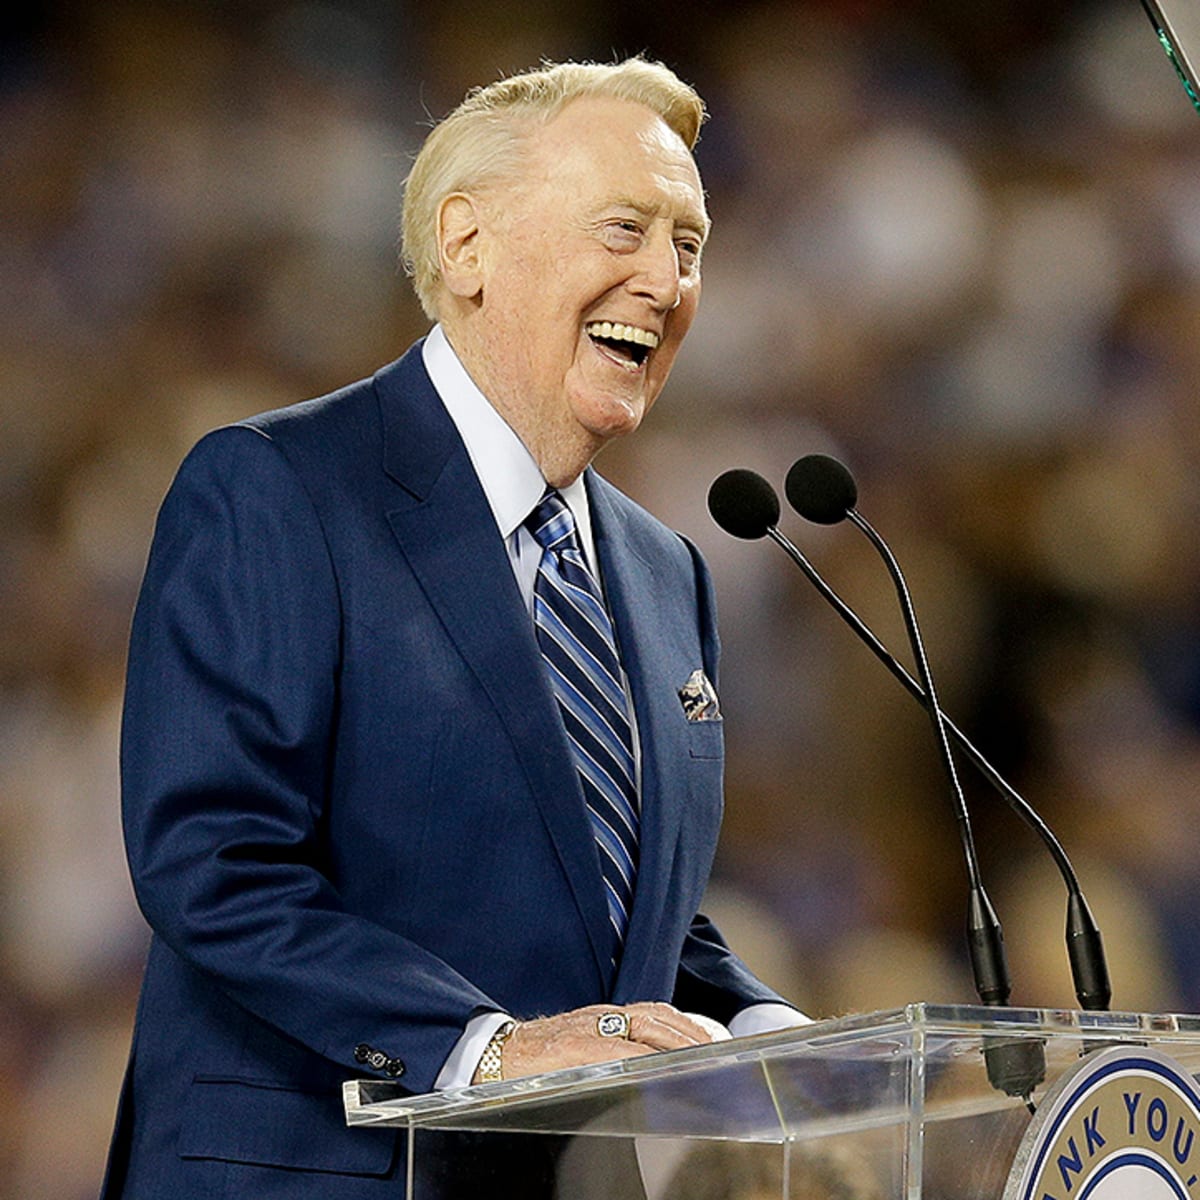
top-left (476, 1019), bottom-right (517, 1083)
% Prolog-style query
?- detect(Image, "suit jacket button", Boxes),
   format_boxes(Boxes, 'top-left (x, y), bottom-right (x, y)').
top-left (385, 1058), bottom-right (406, 1078)
top-left (354, 1043), bottom-right (372, 1065)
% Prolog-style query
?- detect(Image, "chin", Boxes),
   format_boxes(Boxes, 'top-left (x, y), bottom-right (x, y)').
top-left (575, 389), bottom-right (653, 443)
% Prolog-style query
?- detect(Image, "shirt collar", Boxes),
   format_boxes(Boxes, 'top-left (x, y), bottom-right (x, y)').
top-left (421, 323), bottom-right (596, 559)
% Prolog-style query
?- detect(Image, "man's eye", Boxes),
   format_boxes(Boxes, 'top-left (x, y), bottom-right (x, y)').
top-left (602, 222), bottom-right (644, 252)
top-left (677, 240), bottom-right (702, 269)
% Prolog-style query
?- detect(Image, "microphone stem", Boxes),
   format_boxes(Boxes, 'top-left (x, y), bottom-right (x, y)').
top-left (766, 524), bottom-right (1110, 1012)
top-left (842, 510), bottom-right (983, 889)
top-left (836, 510), bottom-right (1010, 1007)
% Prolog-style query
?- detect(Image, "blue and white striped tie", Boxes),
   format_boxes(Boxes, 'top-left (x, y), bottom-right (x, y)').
top-left (526, 491), bottom-right (639, 953)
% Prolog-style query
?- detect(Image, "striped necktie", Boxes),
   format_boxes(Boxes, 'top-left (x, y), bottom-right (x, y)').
top-left (525, 491), bottom-right (639, 952)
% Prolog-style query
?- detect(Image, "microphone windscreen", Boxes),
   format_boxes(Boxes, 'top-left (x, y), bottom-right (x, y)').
top-left (785, 455), bottom-right (858, 525)
top-left (707, 469), bottom-right (781, 540)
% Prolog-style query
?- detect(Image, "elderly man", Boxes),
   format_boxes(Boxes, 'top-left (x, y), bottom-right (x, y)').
top-left (101, 57), bottom-right (805, 1199)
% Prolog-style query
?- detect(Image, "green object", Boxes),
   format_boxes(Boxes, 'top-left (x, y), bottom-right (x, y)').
top-left (1143, 0), bottom-right (1200, 115)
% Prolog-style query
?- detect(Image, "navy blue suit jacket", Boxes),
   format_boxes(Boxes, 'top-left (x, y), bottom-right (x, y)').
top-left (102, 343), bottom-right (784, 1197)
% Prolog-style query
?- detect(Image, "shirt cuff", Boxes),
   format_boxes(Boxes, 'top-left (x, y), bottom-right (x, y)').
top-left (435, 1011), bottom-right (514, 1090)
top-left (727, 1003), bottom-right (813, 1039)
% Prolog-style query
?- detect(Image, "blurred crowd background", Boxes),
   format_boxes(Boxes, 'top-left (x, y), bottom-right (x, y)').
top-left (3, 1), bottom-right (1200, 1194)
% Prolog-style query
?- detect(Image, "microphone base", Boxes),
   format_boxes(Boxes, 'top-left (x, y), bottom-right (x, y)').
top-left (982, 1035), bottom-right (1047, 1102)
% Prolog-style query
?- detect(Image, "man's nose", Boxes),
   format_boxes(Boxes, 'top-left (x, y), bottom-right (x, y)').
top-left (630, 228), bottom-right (683, 311)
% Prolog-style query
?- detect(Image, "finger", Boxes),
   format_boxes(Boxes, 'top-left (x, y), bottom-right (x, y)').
top-left (624, 1006), bottom-right (714, 1050)
top-left (631, 1002), bottom-right (715, 1042)
top-left (628, 1016), bottom-right (705, 1051)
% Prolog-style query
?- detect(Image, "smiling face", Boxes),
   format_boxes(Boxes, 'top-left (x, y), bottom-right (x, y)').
top-left (436, 95), bottom-right (709, 485)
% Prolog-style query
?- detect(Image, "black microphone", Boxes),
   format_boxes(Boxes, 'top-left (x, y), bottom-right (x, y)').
top-left (708, 469), bottom-right (997, 980)
top-left (710, 469), bottom-right (1110, 1017)
top-left (781, 454), bottom-right (1111, 1016)
top-left (782, 454), bottom-right (857, 525)
top-left (707, 468), bottom-right (781, 540)
top-left (709, 468), bottom-right (1101, 1098)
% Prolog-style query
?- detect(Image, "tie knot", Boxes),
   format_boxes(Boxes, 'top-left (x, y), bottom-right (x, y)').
top-left (525, 491), bottom-right (579, 555)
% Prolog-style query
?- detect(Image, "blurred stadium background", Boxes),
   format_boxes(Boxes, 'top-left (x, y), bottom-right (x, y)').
top-left (3, 2), bottom-right (1200, 1194)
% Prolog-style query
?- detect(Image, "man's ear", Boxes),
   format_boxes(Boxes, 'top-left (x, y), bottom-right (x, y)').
top-left (437, 193), bottom-right (485, 300)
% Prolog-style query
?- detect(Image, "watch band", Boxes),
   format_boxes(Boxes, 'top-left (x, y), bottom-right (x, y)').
top-left (476, 1019), bottom-right (518, 1083)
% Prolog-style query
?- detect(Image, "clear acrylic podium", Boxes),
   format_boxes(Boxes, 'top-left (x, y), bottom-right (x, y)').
top-left (343, 1004), bottom-right (1200, 1198)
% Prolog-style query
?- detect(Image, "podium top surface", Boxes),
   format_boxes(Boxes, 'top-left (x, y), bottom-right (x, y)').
top-left (343, 1003), bottom-right (1200, 1137)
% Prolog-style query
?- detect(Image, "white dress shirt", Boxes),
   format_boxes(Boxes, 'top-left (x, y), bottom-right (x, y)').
top-left (420, 325), bottom-right (808, 1089)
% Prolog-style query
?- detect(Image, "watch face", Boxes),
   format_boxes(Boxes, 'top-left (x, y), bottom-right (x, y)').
top-left (1142, 0), bottom-right (1200, 113)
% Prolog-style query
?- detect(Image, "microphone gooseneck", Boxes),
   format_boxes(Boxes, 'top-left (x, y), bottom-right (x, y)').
top-left (784, 455), bottom-right (1053, 1100)
top-left (782, 455), bottom-right (1109, 1015)
top-left (787, 456), bottom-right (1009, 1008)
top-left (708, 462), bottom-right (1112, 1021)
top-left (773, 526), bottom-right (1108, 1014)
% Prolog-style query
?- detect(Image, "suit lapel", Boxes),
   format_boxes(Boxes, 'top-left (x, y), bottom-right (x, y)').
top-left (587, 476), bottom-right (688, 998)
top-left (373, 349), bottom-right (613, 989)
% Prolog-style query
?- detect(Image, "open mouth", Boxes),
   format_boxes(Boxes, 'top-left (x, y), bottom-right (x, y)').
top-left (585, 321), bottom-right (659, 369)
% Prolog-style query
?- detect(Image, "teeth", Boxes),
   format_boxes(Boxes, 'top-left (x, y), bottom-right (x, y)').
top-left (586, 321), bottom-right (660, 350)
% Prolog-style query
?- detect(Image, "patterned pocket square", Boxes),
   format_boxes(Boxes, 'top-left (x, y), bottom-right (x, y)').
top-left (678, 669), bottom-right (721, 722)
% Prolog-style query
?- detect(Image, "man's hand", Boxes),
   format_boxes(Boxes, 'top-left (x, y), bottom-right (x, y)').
top-left (475, 1003), bottom-right (716, 1084)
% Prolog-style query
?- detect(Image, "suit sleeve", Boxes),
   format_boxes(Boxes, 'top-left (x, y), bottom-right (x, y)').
top-left (121, 425), bottom-right (494, 1093)
top-left (670, 533), bottom-right (800, 1023)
